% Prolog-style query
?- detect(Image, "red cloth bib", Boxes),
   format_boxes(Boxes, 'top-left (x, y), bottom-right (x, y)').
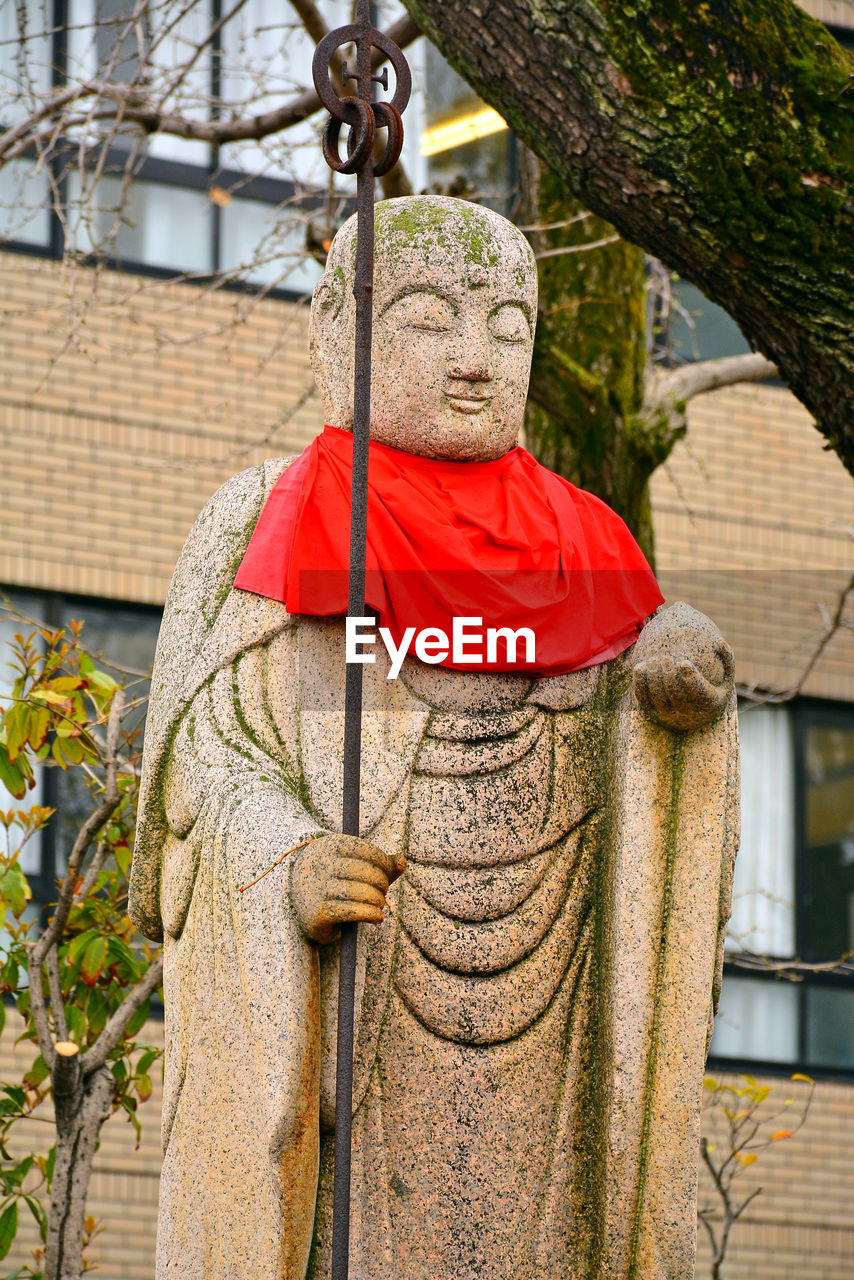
top-left (234, 425), bottom-right (663, 674)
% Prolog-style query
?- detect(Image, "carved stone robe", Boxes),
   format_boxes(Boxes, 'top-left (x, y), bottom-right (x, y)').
top-left (130, 458), bottom-right (739, 1280)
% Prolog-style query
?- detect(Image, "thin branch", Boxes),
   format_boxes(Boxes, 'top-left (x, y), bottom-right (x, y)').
top-left (737, 568), bottom-right (854, 705)
top-left (75, 841), bottom-right (110, 902)
top-left (46, 948), bottom-right (69, 1042)
top-left (517, 212), bottom-right (592, 232)
top-left (0, 13), bottom-right (422, 159)
top-left (81, 953), bottom-right (163, 1074)
top-left (727, 948), bottom-right (854, 978)
top-left (533, 233), bottom-right (621, 260)
top-left (647, 353), bottom-right (778, 407)
top-left (27, 694), bottom-right (124, 1068)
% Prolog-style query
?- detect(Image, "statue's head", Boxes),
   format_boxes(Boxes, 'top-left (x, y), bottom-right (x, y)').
top-left (309, 195), bottom-right (537, 461)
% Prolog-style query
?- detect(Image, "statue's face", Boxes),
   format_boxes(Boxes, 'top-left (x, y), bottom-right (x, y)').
top-left (310, 197), bottom-right (538, 461)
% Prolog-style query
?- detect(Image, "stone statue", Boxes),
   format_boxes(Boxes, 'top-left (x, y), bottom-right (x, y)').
top-left (129, 196), bottom-right (739, 1280)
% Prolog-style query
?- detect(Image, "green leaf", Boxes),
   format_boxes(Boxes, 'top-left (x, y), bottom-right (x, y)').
top-left (0, 866), bottom-right (31, 918)
top-left (23, 1193), bottom-right (47, 1238)
top-left (67, 929), bottom-right (99, 966)
top-left (87, 670), bottom-right (120, 695)
top-left (23, 1056), bottom-right (49, 1091)
top-left (5, 1157), bottom-right (33, 1188)
top-left (119, 1095), bottom-right (142, 1147)
top-left (0, 749), bottom-right (27, 801)
top-left (80, 936), bottom-right (107, 987)
top-left (0, 1201), bottom-right (17, 1260)
top-left (124, 997), bottom-right (150, 1038)
top-left (45, 1146), bottom-right (55, 1187)
top-left (136, 1049), bottom-right (159, 1075)
top-left (114, 843), bottom-right (132, 876)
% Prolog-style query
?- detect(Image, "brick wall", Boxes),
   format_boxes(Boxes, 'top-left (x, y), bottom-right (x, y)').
top-left (2, 252), bottom-right (854, 1277)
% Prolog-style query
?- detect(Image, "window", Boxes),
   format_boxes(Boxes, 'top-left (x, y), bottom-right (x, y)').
top-left (0, 0), bottom-right (436, 295)
top-left (710, 699), bottom-right (854, 1074)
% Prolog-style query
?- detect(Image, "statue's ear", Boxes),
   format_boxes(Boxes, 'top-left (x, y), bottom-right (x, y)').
top-left (310, 267), bottom-right (346, 332)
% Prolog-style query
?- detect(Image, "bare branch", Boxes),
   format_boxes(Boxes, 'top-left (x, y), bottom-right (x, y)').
top-left (737, 568), bottom-right (854, 705)
top-left (647, 353), bottom-right (779, 407)
top-left (75, 841), bottom-right (110, 902)
top-left (289, 0), bottom-right (330, 46)
top-left (81, 953), bottom-right (163, 1073)
top-left (0, 13), bottom-right (422, 160)
top-left (27, 692), bottom-right (126, 1070)
top-left (47, 948), bottom-right (69, 1042)
top-left (726, 947), bottom-right (854, 978)
top-left (533, 233), bottom-right (621, 261)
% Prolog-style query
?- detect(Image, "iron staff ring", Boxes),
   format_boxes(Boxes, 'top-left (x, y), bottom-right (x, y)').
top-left (312, 21), bottom-right (412, 177)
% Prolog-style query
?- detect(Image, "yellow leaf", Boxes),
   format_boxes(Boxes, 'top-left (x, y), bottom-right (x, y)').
top-left (771, 1130), bottom-right (793, 1140)
top-left (738, 1152), bottom-right (758, 1166)
top-left (791, 1072), bottom-right (814, 1084)
top-left (208, 185), bottom-right (232, 207)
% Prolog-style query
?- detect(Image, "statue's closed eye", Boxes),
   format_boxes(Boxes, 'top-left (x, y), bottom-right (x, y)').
top-left (489, 304), bottom-right (529, 343)
top-left (383, 291), bottom-right (455, 332)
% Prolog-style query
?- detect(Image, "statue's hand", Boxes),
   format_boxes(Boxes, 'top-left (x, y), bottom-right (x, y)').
top-left (289, 833), bottom-right (405, 945)
top-left (632, 602), bottom-right (734, 733)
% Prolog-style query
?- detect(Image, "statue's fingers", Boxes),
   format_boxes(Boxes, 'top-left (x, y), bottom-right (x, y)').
top-left (715, 642), bottom-right (735, 685)
top-left (334, 856), bottom-right (390, 892)
top-left (338, 835), bottom-right (400, 882)
top-left (324, 899), bottom-right (385, 926)
top-left (677, 661), bottom-right (727, 713)
top-left (645, 657), bottom-right (679, 722)
top-left (328, 878), bottom-right (386, 910)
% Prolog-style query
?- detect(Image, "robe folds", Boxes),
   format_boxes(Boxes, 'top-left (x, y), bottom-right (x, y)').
top-left (130, 455), bottom-right (738, 1280)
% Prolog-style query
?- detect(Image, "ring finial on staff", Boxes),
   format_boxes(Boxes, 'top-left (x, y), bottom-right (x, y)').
top-left (312, 19), bottom-right (412, 177)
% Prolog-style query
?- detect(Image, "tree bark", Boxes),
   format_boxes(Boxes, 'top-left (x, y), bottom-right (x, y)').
top-left (45, 1057), bottom-right (114, 1280)
top-left (520, 149), bottom-right (665, 560)
top-left (403, 0), bottom-right (854, 477)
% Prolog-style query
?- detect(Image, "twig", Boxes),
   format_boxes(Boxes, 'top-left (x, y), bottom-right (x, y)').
top-left (238, 836), bottom-right (319, 892)
top-left (737, 569), bottom-right (854, 705)
top-left (27, 692), bottom-right (125, 1068)
top-left (533, 233), bottom-right (621, 260)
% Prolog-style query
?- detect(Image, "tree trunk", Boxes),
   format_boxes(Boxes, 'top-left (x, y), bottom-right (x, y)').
top-left (45, 1060), bottom-right (114, 1280)
top-left (518, 148), bottom-right (671, 563)
top-left (403, 0), bottom-right (854, 477)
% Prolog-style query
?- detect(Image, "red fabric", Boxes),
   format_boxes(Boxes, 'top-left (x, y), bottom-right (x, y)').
top-left (234, 425), bottom-right (663, 675)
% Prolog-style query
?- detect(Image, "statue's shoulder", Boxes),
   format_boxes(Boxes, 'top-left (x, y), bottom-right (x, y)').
top-left (161, 456), bottom-right (293, 646)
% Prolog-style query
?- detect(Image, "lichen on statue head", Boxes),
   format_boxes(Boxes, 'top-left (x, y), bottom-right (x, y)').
top-left (309, 195), bottom-right (538, 461)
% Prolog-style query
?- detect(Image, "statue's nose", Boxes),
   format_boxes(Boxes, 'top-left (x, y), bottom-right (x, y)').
top-left (448, 319), bottom-right (493, 382)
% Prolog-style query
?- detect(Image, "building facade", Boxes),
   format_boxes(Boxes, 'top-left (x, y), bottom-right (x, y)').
top-left (1, 2), bottom-right (853, 1276)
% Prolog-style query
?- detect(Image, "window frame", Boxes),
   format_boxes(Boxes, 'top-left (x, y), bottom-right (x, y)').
top-left (709, 696), bottom-right (854, 1081)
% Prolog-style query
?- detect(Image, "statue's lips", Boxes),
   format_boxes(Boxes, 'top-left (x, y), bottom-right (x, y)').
top-left (445, 392), bottom-right (492, 414)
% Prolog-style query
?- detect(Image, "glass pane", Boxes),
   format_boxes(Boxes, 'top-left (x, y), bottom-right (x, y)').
top-left (0, 0), bottom-right (52, 125)
top-left (422, 43), bottom-right (512, 210)
top-left (0, 594), bottom-right (47, 876)
top-left (67, 172), bottom-right (215, 272)
top-left (729, 704), bottom-right (796, 956)
top-left (52, 602), bottom-right (160, 872)
top-left (710, 975), bottom-right (798, 1063)
top-left (219, 198), bottom-right (322, 295)
top-left (801, 716), bottom-right (854, 963)
top-left (660, 280), bottom-right (750, 363)
top-left (0, 158), bottom-right (51, 247)
top-left (220, 0), bottom-right (348, 184)
top-left (806, 986), bottom-right (854, 1069)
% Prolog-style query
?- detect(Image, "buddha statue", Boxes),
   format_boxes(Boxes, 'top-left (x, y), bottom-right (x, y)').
top-left (130, 196), bottom-right (738, 1280)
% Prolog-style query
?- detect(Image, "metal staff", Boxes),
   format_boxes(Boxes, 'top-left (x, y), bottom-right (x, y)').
top-left (312, 11), bottom-right (411, 1280)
